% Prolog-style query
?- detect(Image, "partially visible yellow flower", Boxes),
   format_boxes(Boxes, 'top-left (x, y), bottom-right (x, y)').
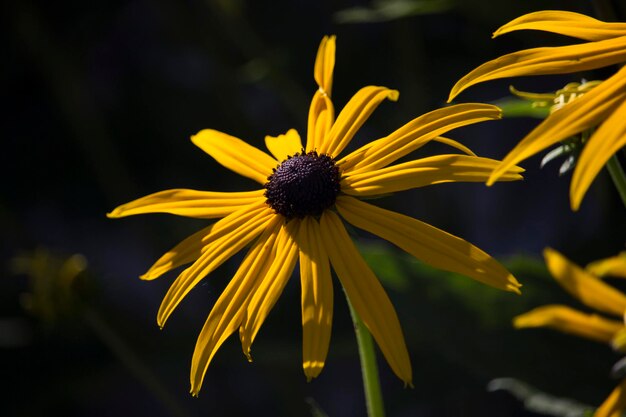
top-left (448, 11), bottom-right (626, 210)
top-left (109, 36), bottom-right (523, 396)
top-left (514, 248), bottom-right (626, 417)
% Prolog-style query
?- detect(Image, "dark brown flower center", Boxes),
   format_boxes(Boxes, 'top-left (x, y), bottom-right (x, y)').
top-left (264, 151), bottom-right (341, 219)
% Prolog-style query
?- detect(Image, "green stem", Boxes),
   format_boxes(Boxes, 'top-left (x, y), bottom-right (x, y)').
top-left (345, 293), bottom-right (386, 417)
top-left (606, 155), bottom-right (626, 210)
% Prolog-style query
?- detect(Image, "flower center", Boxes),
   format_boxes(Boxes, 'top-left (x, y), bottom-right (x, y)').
top-left (264, 151), bottom-right (341, 219)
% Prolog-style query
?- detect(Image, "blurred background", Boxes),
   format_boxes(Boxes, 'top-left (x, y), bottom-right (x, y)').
top-left (3, 0), bottom-right (626, 416)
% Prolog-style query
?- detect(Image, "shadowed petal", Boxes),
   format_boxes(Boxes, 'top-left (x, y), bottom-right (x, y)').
top-left (448, 35), bottom-right (626, 102)
top-left (107, 189), bottom-right (265, 219)
top-left (487, 64), bottom-right (626, 188)
top-left (342, 154), bottom-right (523, 196)
top-left (571, 97), bottom-right (626, 210)
top-left (494, 11), bottom-right (626, 41)
top-left (192, 129), bottom-right (278, 184)
top-left (319, 210), bottom-right (412, 385)
top-left (239, 220), bottom-right (300, 358)
top-left (337, 196), bottom-right (521, 293)
top-left (318, 86), bottom-right (399, 157)
top-left (586, 252), bottom-right (626, 279)
top-left (544, 248), bottom-right (626, 317)
top-left (157, 203), bottom-right (274, 327)
top-left (189, 217), bottom-right (282, 396)
top-left (297, 217), bottom-right (333, 380)
top-left (595, 379), bottom-right (626, 417)
top-left (265, 129), bottom-right (303, 162)
top-left (514, 305), bottom-right (622, 343)
top-left (341, 104), bottom-right (500, 174)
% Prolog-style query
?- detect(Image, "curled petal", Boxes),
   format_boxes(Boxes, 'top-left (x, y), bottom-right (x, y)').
top-left (448, 35), bottom-right (626, 102)
top-left (336, 196), bottom-right (521, 293)
top-left (544, 248), bottom-right (626, 317)
top-left (298, 217), bottom-right (333, 380)
top-left (341, 104), bottom-right (500, 174)
top-left (157, 203), bottom-right (274, 327)
top-left (265, 129), bottom-right (303, 162)
top-left (488, 65), bottom-right (626, 188)
top-left (514, 305), bottom-right (622, 344)
top-left (314, 35), bottom-right (336, 96)
top-left (494, 11), bottom-right (626, 41)
top-left (192, 129), bottom-right (278, 184)
top-left (342, 154), bottom-right (523, 196)
top-left (190, 217), bottom-right (282, 396)
top-left (307, 91), bottom-right (335, 153)
top-left (107, 189), bottom-right (264, 219)
top-left (318, 86), bottom-right (399, 157)
top-left (319, 210), bottom-right (412, 385)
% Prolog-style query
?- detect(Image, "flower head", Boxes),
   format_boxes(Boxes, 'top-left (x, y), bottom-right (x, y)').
top-left (514, 248), bottom-right (626, 417)
top-left (448, 11), bottom-right (626, 210)
top-left (109, 36), bottom-right (522, 395)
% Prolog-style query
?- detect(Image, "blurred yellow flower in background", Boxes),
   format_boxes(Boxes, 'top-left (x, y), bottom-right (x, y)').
top-left (448, 11), bottom-right (626, 210)
top-left (515, 248), bottom-right (626, 417)
top-left (109, 35), bottom-right (522, 396)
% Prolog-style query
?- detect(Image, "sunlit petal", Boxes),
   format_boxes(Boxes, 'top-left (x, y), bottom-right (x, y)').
top-left (107, 189), bottom-right (265, 219)
top-left (448, 35), bottom-right (626, 102)
top-left (239, 220), bottom-right (300, 358)
top-left (494, 11), bottom-right (626, 41)
top-left (587, 252), bottom-right (626, 279)
top-left (544, 248), bottom-right (626, 317)
top-left (318, 86), bottom-right (399, 157)
top-left (192, 129), bottom-right (278, 184)
top-left (342, 154), bottom-right (523, 196)
top-left (306, 92), bottom-right (335, 152)
top-left (514, 305), bottom-right (622, 344)
top-left (488, 64), bottom-right (626, 187)
top-left (337, 196), bottom-right (521, 293)
top-left (595, 378), bottom-right (626, 417)
top-left (265, 129), bottom-right (304, 162)
top-left (157, 203), bottom-right (274, 327)
top-left (189, 217), bottom-right (282, 396)
top-left (314, 35), bottom-right (336, 95)
top-left (570, 96), bottom-right (626, 210)
top-left (341, 104), bottom-right (500, 174)
top-left (298, 217), bottom-right (333, 380)
top-left (319, 210), bottom-right (412, 385)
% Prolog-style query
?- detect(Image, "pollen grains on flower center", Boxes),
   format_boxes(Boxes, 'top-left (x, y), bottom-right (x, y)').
top-left (264, 151), bottom-right (341, 219)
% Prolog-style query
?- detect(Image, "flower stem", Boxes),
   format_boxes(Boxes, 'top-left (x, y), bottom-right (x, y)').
top-left (345, 293), bottom-right (386, 417)
top-left (606, 155), bottom-right (626, 210)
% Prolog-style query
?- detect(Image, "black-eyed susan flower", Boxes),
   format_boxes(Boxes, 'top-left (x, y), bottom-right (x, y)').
top-left (514, 248), bottom-right (626, 417)
top-left (448, 10), bottom-right (626, 211)
top-left (108, 36), bottom-right (523, 396)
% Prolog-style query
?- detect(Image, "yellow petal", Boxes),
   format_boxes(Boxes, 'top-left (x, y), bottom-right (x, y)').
top-left (191, 129), bottom-right (278, 184)
top-left (298, 217), bottom-right (333, 380)
top-left (341, 104), bottom-right (501, 174)
top-left (341, 154), bottom-right (523, 197)
top-left (488, 64), bottom-right (626, 187)
top-left (189, 217), bottom-right (282, 396)
top-left (544, 247), bottom-right (626, 317)
top-left (318, 86), bottom-right (399, 157)
top-left (494, 11), bottom-right (626, 41)
top-left (239, 220), bottom-right (299, 358)
top-left (595, 378), bottom-right (626, 417)
top-left (107, 189), bottom-right (265, 219)
top-left (587, 252), bottom-right (626, 279)
top-left (336, 196), bottom-right (522, 293)
top-left (264, 129), bottom-right (303, 162)
top-left (157, 203), bottom-right (274, 327)
top-left (514, 305), bottom-right (622, 344)
top-left (570, 93), bottom-right (626, 210)
top-left (306, 91), bottom-right (335, 152)
top-left (448, 35), bottom-right (626, 102)
top-left (319, 210), bottom-right (412, 385)
top-left (432, 136), bottom-right (477, 156)
top-left (314, 35), bottom-right (336, 96)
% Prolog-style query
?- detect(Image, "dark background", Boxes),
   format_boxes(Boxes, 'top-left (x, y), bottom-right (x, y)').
top-left (3, 0), bottom-right (626, 416)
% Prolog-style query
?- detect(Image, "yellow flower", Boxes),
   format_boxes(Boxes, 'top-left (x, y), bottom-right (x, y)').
top-left (108, 36), bottom-right (523, 396)
top-left (448, 10), bottom-right (626, 211)
top-left (514, 248), bottom-right (626, 417)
